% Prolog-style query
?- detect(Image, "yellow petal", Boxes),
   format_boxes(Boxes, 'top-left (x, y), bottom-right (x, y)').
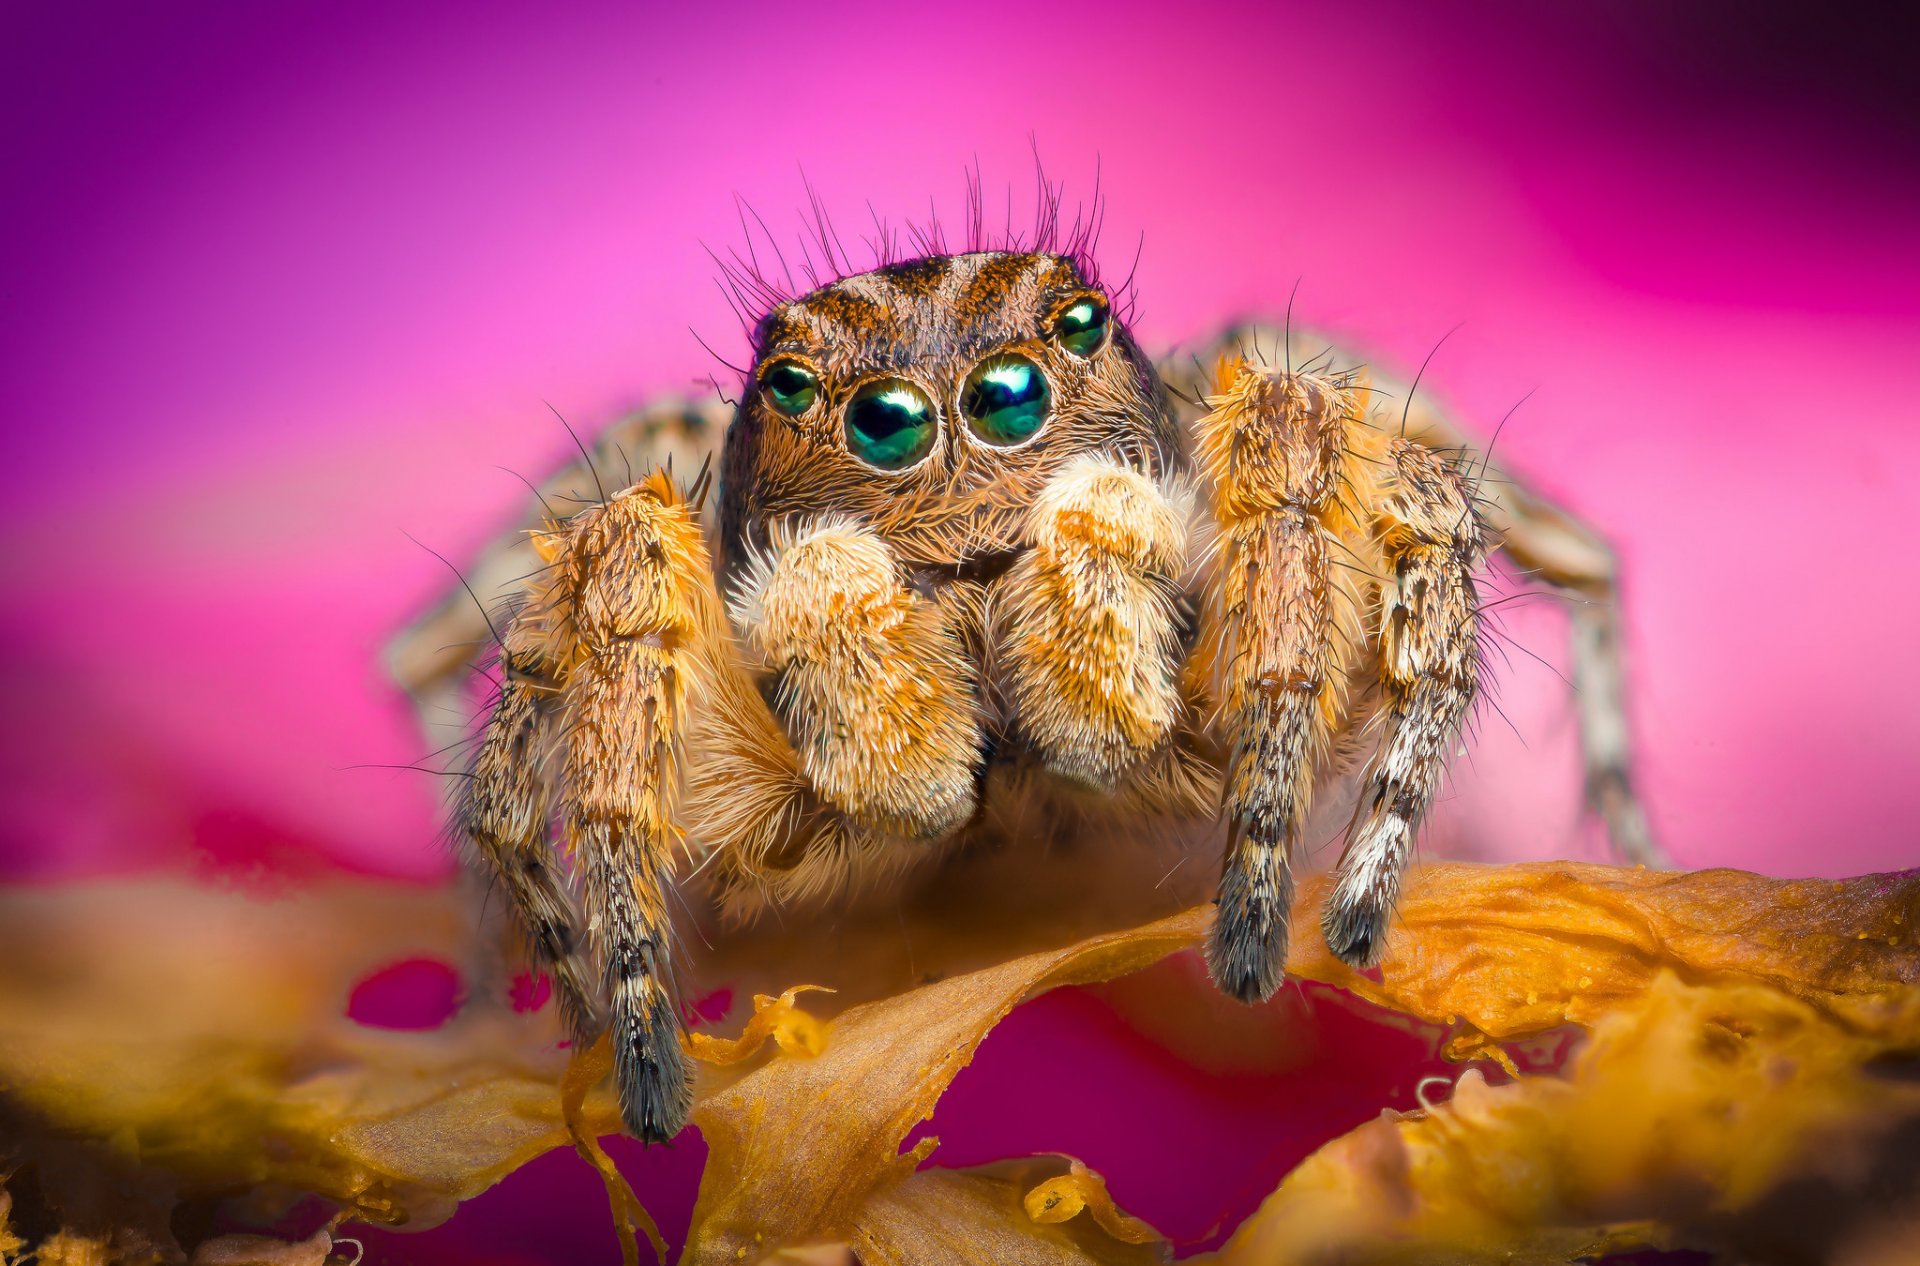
top-left (1217, 972), bottom-right (1920, 1263)
top-left (685, 986), bottom-right (834, 1066)
top-left (1023, 1159), bottom-right (1163, 1245)
top-left (855, 1160), bottom-right (1164, 1265)
top-left (681, 908), bottom-right (1204, 1264)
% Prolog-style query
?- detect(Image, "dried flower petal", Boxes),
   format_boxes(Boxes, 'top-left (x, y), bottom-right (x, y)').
top-left (1281, 863), bottom-right (1920, 1060)
top-left (685, 986), bottom-right (834, 1065)
top-left (187, 1230), bottom-right (333, 1266)
top-left (681, 908), bottom-right (1205, 1264)
top-left (1022, 1159), bottom-right (1163, 1245)
top-left (1216, 972), bottom-right (1920, 1264)
top-left (1, 861), bottom-right (1914, 1264)
top-left (852, 1160), bottom-right (1166, 1265)
top-left (0, 1191), bottom-right (24, 1266)
top-left (560, 1036), bottom-right (665, 1266)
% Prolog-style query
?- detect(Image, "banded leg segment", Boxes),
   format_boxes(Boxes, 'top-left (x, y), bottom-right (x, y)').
top-left (996, 455), bottom-right (1190, 790)
top-left (553, 473), bottom-right (718, 1143)
top-left (457, 616), bottom-right (600, 1041)
top-left (1321, 439), bottom-right (1484, 967)
top-left (1158, 324), bottom-right (1665, 868)
top-left (1197, 363), bottom-right (1365, 1003)
top-left (1487, 494), bottom-right (1662, 867)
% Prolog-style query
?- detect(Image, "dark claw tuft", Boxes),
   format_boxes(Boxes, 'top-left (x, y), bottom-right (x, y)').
top-left (1206, 864), bottom-right (1292, 1004)
top-left (1321, 900), bottom-right (1391, 970)
top-left (616, 995), bottom-right (695, 1145)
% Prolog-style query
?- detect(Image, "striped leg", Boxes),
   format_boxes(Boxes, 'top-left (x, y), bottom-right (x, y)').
top-left (457, 615), bottom-right (600, 1042)
top-left (1321, 439), bottom-right (1484, 967)
top-left (1196, 362), bottom-right (1366, 1003)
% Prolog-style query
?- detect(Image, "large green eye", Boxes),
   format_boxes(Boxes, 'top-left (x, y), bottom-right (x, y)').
top-left (761, 360), bottom-right (819, 415)
top-left (961, 354), bottom-right (1051, 446)
top-left (845, 378), bottom-right (938, 470)
top-left (1053, 295), bottom-right (1110, 356)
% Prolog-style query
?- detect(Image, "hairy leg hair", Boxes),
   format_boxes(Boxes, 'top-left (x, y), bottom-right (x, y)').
top-left (1195, 361), bottom-right (1369, 1002)
top-left (1321, 439), bottom-right (1484, 967)
top-left (456, 615), bottom-right (600, 1041)
top-left (1159, 324), bottom-right (1665, 868)
top-left (993, 454), bottom-right (1191, 790)
top-left (548, 473), bottom-right (720, 1142)
top-left (729, 518), bottom-right (982, 842)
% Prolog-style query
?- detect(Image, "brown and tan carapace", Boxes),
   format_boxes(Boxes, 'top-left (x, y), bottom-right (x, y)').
top-left (389, 241), bottom-right (1662, 1144)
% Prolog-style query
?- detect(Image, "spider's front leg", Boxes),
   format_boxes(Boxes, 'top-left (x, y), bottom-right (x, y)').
top-left (557, 475), bottom-right (721, 1141)
top-left (993, 455), bottom-right (1191, 789)
top-left (1320, 437), bottom-right (1484, 966)
top-left (464, 472), bottom-right (716, 1143)
top-left (1195, 363), bottom-right (1370, 1001)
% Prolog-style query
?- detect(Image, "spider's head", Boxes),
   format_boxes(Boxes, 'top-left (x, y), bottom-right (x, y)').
top-left (717, 251), bottom-right (1177, 575)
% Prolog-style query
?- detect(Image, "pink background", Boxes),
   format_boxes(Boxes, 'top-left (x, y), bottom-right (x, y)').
top-left (3, 1), bottom-right (1916, 1259)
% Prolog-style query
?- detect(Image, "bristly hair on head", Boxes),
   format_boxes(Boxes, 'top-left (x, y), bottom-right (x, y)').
top-left (703, 150), bottom-right (1140, 349)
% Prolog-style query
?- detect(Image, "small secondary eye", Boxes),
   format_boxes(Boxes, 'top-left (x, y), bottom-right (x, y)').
top-left (1053, 295), bottom-right (1110, 356)
top-left (845, 379), bottom-right (938, 470)
top-left (761, 360), bottom-right (819, 415)
top-left (961, 354), bottom-right (1051, 446)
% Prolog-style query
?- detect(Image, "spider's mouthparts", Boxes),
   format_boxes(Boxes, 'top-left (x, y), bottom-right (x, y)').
top-left (908, 547), bottom-right (1024, 595)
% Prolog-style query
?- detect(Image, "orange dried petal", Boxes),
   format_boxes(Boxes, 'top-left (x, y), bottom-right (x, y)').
top-left (559, 1035), bottom-right (664, 1266)
top-left (680, 908), bottom-right (1205, 1265)
top-left (1218, 972), bottom-right (1920, 1264)
top-left (854, 1160), bottom-right (1165, 1265)
top-left (0, 1189), bottom-right (25, 1266)
top-left (1022, 1159), bottom-right (1163, 1246)
top-left (685, 986), bottom-right (834, 1066)
top-left (187, 1229), bottom-right (333, 1266)
top-left (2, 861), bottom-right (1914, 1263)
top-left (1284, 862), bottom-right (1920, 1052)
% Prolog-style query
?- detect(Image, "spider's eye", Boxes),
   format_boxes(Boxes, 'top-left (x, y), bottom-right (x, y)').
top-left (961, 354), bottom-right (1051, 446)
top-left (760, 360), bottom-right (819, 415)
top-left (1053, 295), bottom-right (1110, 357)
top-left (845, 379), bottom-right (938, 470)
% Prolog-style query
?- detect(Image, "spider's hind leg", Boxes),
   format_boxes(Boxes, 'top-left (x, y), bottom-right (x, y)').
top-left (1477, 475), bottom-right (1665, 868)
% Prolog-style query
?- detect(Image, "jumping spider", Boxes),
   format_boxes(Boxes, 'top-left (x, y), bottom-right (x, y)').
top-left (390, 243), bottom-right (1660, 1143)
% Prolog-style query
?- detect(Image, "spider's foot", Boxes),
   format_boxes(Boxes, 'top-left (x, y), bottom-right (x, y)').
top-left (615, 994), bottom-right (694, 1145)
top-left (1320, 892), bottom-right (1392, 970)
top-left (1206, 845), bottom-right (1294, 1004)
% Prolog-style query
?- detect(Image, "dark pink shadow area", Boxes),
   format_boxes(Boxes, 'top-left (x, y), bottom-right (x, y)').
top-left (347, 959), bottom-right (465, 1032)
top-left (909, 956), bottom-right (1533, 1254)
top-left (348, 1133), bottom-right (709, 1266)
top-left (686, 987), bottom-right (734, 1027)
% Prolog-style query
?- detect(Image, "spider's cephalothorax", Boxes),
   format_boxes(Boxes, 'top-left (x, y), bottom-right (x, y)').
top-left (717, 250), bottom-right (1175, 577)
top-left (422, 247), bottom-right (1657, 1144)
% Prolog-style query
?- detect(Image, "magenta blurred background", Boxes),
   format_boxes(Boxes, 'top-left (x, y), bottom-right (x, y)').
top-left (3, 1), bottom-right (1916, 1260)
